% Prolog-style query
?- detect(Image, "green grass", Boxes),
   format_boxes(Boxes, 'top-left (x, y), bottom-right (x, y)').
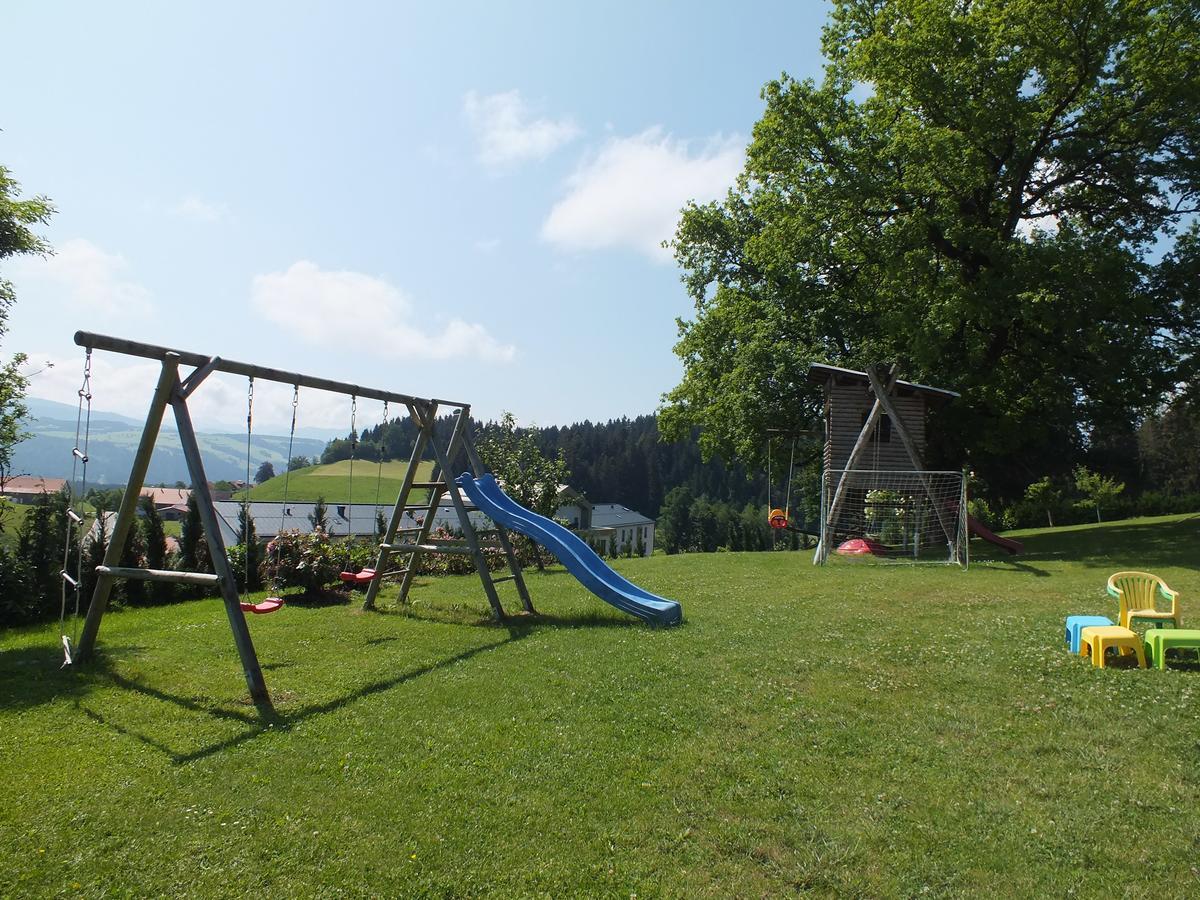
top-left (2, 514), bottom-right (1199, 896)
top-left (0, 501), bottom-right (30, 550)
top-left (244, 459), bottom-right (436, 505)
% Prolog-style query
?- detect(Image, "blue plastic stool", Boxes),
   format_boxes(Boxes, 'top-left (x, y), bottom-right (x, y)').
top-left (1065, 615), bottom-right (1113, 654)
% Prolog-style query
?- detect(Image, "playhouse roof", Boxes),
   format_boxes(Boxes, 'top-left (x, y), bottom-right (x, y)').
top-left (806, 363), bottom-right (960, 403)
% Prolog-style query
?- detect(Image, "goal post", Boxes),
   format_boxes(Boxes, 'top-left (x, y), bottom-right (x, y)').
top-left (815, 469), bottom-right (968, 567)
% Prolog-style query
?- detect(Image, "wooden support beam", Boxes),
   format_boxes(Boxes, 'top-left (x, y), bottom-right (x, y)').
top-left (388, 543), bottom-right (475, 555)
top-left (171, 384), bottom-right (272, 711)
top-left (76, 356), bottom-right (180, 662)
top-left (815, 363), bottom-right (898, 563)
top-left (74, 331), bottom-right (469, 410)
top-left (363, 404), bottom-right (431, 611)
top-left (864, 365), bottom-right (956, 548)
top-left (457, 412), bottom-right (534, 614)
top-left (95, 566), bottom-right (220, 586)
top-left (426, 410), bottom-right (508, 621)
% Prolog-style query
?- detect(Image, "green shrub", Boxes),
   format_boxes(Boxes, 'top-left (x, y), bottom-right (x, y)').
top-left (263, 528), bottom-right (340, 594)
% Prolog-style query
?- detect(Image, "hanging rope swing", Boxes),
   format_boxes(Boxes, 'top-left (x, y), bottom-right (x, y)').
top-left (767, 435), bottom-right (796, 531)
top-left (239, 377), bottom-right (283, 615)
top-left (339, 395), bottom-right (377, 586)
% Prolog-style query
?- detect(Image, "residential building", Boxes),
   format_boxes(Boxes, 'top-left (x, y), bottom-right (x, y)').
top-left (1, 475), bottom-right (68, 504)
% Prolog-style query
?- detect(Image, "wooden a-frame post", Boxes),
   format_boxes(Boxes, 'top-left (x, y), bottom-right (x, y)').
top-left (69, 331), bottom-right (536, 707)
top-left (814, 362), bottom-right (956, 564)
top-left (75, 352), bottom-right (272, 711)
top-left (363, 404), bottom-right (532, 619)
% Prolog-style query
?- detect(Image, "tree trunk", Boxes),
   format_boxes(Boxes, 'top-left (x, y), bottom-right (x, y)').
top-left (1046, 509), bottom-right (1054, 528)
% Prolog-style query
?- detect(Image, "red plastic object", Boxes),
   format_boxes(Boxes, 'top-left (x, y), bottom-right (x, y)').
top-left (240, 597), bottom-right (284, 615)
top-left (339, 568), bottom-right (376, 585)
top-left (836, 537), bottom-right (890, 557)
top-left (966, 515), bottom-right (1023, 555)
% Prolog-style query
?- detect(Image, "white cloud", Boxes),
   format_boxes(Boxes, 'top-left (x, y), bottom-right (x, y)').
top-left (9, 238), bottom-right (153, 315)
top-left (171, 195), bottom-right (228, 223)
top-left (463, 89), bottom-right (580, 167)
top-left (251, 261), bottom-right (516, 363)
top-left (541, 128), bottom-right (744, 262)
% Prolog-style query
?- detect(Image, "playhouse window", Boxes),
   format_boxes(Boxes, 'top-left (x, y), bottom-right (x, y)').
top-left (861, 411), bottom-right (892, 443)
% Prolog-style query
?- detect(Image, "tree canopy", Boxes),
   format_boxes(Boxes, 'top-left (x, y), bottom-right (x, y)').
top-left (1, 164), bottom-right (54, 490)
top-left (661, 0), bottom-right (1200, 498)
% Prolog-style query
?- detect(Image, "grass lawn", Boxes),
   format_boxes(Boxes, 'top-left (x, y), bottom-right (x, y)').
top-left (2, 514), bottom-right (1198, 896)
top-left (244, 459), bottom-right (436, 505)
top-left (0, 501), bottom-right (30, 550)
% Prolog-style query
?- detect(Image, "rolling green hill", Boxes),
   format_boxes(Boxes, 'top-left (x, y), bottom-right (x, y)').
top-left (245, 459), bottom-right (437, 505)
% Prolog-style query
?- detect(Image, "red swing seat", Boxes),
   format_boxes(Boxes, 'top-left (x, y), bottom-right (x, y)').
top-left (241, 597), bottom-right (285, 615)
top-left (339, 568), bottom-right (376, 586)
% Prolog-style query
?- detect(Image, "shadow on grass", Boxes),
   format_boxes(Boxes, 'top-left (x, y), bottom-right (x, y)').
top-left (1018, 515), bottom-right (1200, 570)
top-left (0, 642), bottom-right (144, 712)
top-left (74, 626), bottom-right (535, 765)
top-left (370, 600), bottom-right (639, 631)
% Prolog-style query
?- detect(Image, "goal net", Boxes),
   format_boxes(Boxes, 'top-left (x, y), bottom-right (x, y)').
top-left (815, 469), bottom-right (968, 567)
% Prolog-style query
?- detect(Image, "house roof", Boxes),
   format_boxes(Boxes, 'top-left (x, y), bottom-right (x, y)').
top-left (141, 487), bottom-right (191, 505)
top-left (210, 499), bottom-right (489, 545)
top-left (2, 475), bottom-right (68, 495)
top-left (590, 503), bottom-right (655, 529)
top-left (807, 363), bottom-right (960, 401)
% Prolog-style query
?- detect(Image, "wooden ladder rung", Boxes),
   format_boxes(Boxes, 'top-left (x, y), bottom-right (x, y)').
top-left (387, 542), bottom-right (474, 556)
top-left (410, 481), bottom-right (447, 489)
top-left (491, 574), bottom-right (518, 585)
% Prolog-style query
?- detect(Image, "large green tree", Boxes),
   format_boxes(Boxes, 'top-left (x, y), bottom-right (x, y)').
top-left (662, 0), bottom-right (1200, 499)
top-left (0, 165), bottom-right (54, 492)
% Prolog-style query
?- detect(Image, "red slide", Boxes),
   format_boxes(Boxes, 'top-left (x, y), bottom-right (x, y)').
top-left (967, 515), bottom-right (1023, 555)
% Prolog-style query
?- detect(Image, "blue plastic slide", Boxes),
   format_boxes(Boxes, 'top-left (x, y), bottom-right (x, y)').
top-left (456, 473), bottom-right (683, 626)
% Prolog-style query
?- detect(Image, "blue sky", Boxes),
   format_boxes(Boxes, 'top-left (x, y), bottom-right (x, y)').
top-left (4, 1), bottom-right (828, 436)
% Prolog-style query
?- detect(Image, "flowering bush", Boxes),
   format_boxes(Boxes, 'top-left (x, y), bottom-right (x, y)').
top-left (262, 528), bottom-right (340, 594)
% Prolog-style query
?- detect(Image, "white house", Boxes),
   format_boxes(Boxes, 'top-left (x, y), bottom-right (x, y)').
top-left (553, 490), bottom-right (656, 557)
top-left (209, 496), bottom-right (491, 547)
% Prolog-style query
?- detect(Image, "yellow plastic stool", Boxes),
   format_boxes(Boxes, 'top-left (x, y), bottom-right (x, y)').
top-left (1079, 625), bottom-right (1147, 669)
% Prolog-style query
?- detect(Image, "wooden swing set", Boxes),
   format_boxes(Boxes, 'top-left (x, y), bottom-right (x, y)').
top-left (63, 332), bottom-right (533, 711)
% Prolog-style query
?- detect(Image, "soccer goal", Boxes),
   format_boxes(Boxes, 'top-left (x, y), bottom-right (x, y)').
top-left (816, 469), bottom-right (968, 567)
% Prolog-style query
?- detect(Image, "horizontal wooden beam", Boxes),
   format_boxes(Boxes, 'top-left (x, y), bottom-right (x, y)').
top-left (387, 542), bottom-right (475, 555)
top-left (95, 565), bottom-right (221, 586)
top-left (74, 331), bottom-right (470, 410)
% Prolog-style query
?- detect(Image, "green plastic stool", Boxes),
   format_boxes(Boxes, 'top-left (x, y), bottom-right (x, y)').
top-left (1142, 628), bottom-right (1200, 670)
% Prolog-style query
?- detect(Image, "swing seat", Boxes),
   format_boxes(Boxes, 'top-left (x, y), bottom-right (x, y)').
top-left (241, 597), bottom-right (284, 615)
top-left (768, 508), bottom-right (789, 529)
top-left (339, 568), bottom-right (376, 585)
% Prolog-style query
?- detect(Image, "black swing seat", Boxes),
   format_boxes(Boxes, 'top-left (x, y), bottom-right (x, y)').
top-left (241, 597), bottom-right (285, 615)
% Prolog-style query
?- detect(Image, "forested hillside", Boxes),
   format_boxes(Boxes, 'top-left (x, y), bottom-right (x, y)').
top-left (331, 413), bottom-right (766, 518)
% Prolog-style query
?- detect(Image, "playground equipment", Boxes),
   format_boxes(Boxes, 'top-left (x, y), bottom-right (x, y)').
top-left (764, 430), bottom-right (819, 537)
top-left (1142, 628), bottom-right (1200, 669)
top-left (66, 331), bottom-right (534, 710)
top-left (1067, 572), bottom-right (1187, 670)
top-left (1107, 571), bottom-right (1182, 630)
top-left (809, 363), bottom-right (968, 566)
top-left (238, 377), bottom-right (285, 615)
top-left (58, 349), bottom-right (94, 665)
top-left (456, 473), bottom-right (682, 626)
top-left (1078, 625), bottom-right (1147, 668)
